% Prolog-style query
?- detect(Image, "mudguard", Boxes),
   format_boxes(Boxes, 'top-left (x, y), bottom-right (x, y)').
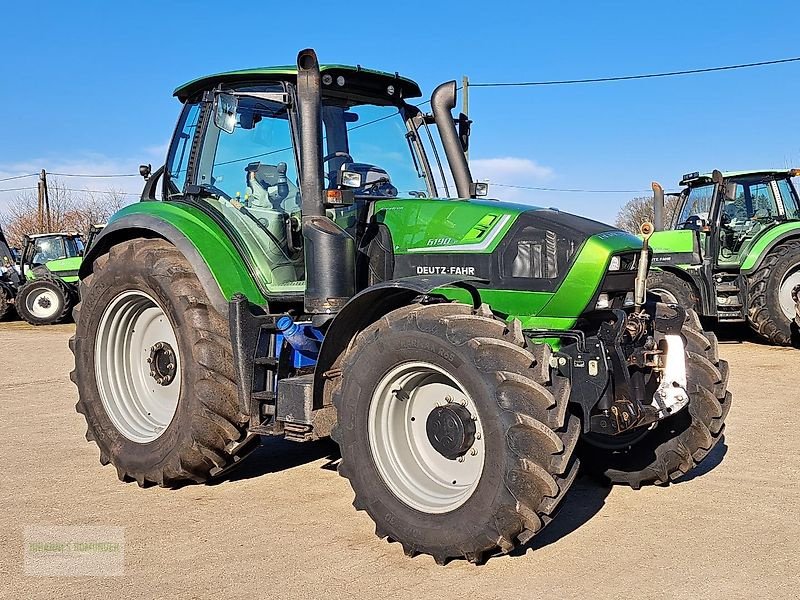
top-left (313, 275), bottom-right (485, 407)
top-left (80, 202), bottom-right (267, 313)
top-left (740, 222), bottom-right (800, 274)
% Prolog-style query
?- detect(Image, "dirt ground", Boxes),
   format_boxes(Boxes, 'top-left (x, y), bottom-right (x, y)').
top-left (0, 321), bottom-right (797, 600)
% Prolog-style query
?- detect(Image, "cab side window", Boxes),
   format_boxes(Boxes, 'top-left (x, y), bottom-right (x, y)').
top-left (166, 103), bottom-right (201, 195)
top-left (777, 179), bottom-right (800, 218)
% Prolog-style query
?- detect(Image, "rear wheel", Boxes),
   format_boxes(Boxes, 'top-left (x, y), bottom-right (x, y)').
top-left (71, 239), bottom-right (255, 487)
top-left (580, 309), bottom-right (731, 487)
top-left (15, 278), bottom-right (73, 325)
top-left (747, 240), bottom-right (800, 346)
top-left (332, 303), bottom-right (579, 564)
top-left (0, 284), bottom-right (12, 320)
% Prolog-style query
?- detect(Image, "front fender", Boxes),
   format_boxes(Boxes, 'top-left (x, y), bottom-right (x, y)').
top-left (81, 201), bottom-right (267, 313)
top-left (313, 275), bottom-right (485, 407)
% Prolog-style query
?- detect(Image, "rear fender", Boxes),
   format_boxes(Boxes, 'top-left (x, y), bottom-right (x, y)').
top-left (80, 203), bottom-right (267, 314)
top-left (740, 224), bottom-right (800, 273)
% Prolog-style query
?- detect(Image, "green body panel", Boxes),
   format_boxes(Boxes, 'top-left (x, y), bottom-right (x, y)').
top-left (108, 202), bottom-right (268, 305)
top-left (649, 230), bottom-right (696, 254)
top-left (373, 198), bottom-right (530, 254)
top-left (30, 256), bottom-right (82, 283)
top-left (435, 229), bottom-right (641, 329)
top-left (740, 221), bottom-right (800, 271)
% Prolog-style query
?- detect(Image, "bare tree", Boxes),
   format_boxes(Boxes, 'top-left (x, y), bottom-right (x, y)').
top-left (0, 178), bottom-right (129, 247)
top-left (614, 194), bottom-right (681, 234)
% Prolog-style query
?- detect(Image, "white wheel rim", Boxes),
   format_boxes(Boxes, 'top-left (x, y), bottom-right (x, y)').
top-left (94, 291), bottom-right (181, 443)
top-left (26, 287), bottom-right (60, 319)
top-left (778, 264), bottom-right (800, 320)
top-left (368, 361), bottom-right (485, 514)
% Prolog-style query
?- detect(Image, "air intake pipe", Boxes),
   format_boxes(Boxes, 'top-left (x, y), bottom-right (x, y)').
top-left (295, 48), bottom-right (355, 315)
top-left (652, 181), bottom-right (664, 231)
top-left (431, 81), bottom-right (473, 199)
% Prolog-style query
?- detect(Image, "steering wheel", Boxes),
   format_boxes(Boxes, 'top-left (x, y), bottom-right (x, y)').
top-left (677, 215), bottom-right (703, 230)
top-left (323, 151), bottom-right (353, 164)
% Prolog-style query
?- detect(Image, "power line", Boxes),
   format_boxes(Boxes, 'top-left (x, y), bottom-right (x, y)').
top-left (490, 182), bottom-right (650, 194)
top-left (470, 56), bottom-right (800, 88)
top-left (0, 173), bottom-right (37, 182)
top-left (49, 172), bottom-right (139, 178)
top-left (0, 186), bottom-right (139, 195)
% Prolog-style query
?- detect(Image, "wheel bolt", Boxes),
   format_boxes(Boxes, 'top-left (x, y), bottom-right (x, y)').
top-left (476, 433), bottom-right (481, 440)
top-left (470, 448), bottom-right (478, 456)
top-left (146, 357), bottom-right (151, 363)
top-left (445, 395), bottom-right (453, 403)
top-left (457, 456), bottom-right (465, 463)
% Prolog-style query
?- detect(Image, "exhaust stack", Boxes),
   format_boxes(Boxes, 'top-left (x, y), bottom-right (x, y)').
top-left (652, 181), bottom-right (664, 231)
top-left (431, 81), bottom-right (473, 199)
top-left (295, 49), bottom-right (355, 315)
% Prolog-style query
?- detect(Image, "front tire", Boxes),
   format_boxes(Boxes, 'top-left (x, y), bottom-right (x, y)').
top-left (648, 269), bottom-right (699, 311)
top-left (580, 309), bottom-right (731, 487)
top-left (332, 303), bottom-right (579, 564)
top-left (15, 278), bottom-right (73, 325)
top-left (71, 239), bottom-right (254, 487)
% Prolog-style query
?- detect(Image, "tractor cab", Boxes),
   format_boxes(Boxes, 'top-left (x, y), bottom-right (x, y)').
top-left (20, 232), bottom-right (84, 277)
top-left (142, 64), bottom-right (475, 299)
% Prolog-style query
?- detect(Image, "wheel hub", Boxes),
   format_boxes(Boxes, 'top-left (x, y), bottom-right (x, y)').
top-left (426, 403), bottom-right (476, 460)
top-left (37, 295), bottom-right (52, 309)
top-left (148, 341), bottom-right (177, 386)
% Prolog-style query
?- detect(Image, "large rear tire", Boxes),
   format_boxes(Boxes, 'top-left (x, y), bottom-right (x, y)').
top-left (71, 239), bottom-right (255, 487)
top-left (331, 303), bottom-right (580, 564)
top-left (747, 240), bottom-right (800, 346)
top-left (15, 277), bottom-right (73, 325)
top-left (580, 309), bottom-right (731, 487)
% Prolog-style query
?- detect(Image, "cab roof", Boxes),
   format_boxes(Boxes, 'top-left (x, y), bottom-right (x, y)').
top-left (174, 64), bottom-right (422, 102)
top-left (681, 169), bottom-right (799, 186)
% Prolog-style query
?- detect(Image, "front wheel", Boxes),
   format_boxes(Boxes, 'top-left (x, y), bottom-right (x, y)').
top-left (332, 303), bottom-right (579, 564)
top-left (15, 278), bottom-right (73, 325)
top-left (71, 239), bottom-right (254, 487)
top-left (580, 309), bottom-right (731, 487)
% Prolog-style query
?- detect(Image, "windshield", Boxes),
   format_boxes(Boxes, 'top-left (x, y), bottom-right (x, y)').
top-left (321, 101), bottom-right (429, 199)
top-left (675, 184), bottom-right (715, 229)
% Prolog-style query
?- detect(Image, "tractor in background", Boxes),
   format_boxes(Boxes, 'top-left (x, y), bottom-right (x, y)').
top-left (649, 170), bottom-right (800, 345)
top-left (70, 49), bottom-right (730, 564)
top-left (15, 224), bottom-right (104, 325)
top-left (0, 226), bottom-right (21, 320)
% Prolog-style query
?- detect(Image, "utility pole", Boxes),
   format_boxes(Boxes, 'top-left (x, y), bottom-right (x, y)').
top-left (39, 169), bottom-right (51, 232)
top-left (461, 75), bottom-right (470, 162)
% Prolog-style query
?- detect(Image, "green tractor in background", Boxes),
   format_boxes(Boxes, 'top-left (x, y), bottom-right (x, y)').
top-left (648, 169), bottom-right (800, 345)
top-left (15, 224), bottom-right (104, 325)
top-left (70, 49), bottom-right (731, 564)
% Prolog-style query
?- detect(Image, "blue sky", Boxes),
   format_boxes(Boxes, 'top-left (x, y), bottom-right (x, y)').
top-left (1, 0), bottom-right (798, 222)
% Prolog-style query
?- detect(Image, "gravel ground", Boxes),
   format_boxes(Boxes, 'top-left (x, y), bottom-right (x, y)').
top-left (0, 321), bottom-right (797, 599)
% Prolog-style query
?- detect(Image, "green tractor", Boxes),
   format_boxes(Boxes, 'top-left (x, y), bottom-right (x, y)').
top-left (648, 169), bottom-right (800, 345)
top-left (15, 224), bottom-right (104, 325)
top-left (71, 49), bottom-right (731, 564)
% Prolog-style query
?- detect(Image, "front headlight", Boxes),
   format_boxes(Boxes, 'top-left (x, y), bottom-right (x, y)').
top-left (608, 256), bottom-right (621, 271)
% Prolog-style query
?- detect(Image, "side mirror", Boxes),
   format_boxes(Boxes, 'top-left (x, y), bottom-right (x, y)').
top-left (214, 93), bottom-right (238, 134)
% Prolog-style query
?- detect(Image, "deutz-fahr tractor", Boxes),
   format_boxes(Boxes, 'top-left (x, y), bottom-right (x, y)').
top-left (15, 224), bottom-right (104, 325)
top-left (71, 49), bottom-right (731, 564)
top-left (649, 169), bottom-right (800, 345)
